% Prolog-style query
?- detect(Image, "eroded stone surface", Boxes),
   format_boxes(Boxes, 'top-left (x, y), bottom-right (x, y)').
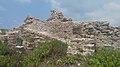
top-left (1, 10), bottom-right (120, 54)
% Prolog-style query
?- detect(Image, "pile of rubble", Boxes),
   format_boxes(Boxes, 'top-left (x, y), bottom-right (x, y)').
top-left (0, 10), bottom-right (120, 55)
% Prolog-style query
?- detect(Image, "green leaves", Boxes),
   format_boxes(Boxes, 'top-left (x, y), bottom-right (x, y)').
top-left (22, 39), bottom-right (68, 67)
top-left (0, 41), bottom-right (120, 67)
top-left (0, 44), bottom-right (9, 55)
top-left (83, 48), bottom-right (120, 67)
top-left (0, 43), bottom-right (24, 67)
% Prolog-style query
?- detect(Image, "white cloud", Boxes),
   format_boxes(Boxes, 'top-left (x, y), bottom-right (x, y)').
top-left (15, 0), bottom-right (31, 4)
top-left (50, 0), bottom-right (120, 26)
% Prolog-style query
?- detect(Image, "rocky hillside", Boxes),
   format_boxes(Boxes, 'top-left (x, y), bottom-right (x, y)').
top-left (0, 10), bottom-right (120, 55)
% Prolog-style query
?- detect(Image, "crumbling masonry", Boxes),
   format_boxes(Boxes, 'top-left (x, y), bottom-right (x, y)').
top-left (1, 10), bottom-right (120, 55)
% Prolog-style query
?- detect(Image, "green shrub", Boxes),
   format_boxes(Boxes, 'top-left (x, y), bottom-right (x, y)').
top-left (0, 44), bottom-right (9, 55)
top-left (1, 40), bottom-right (120, 67)
top-left (22, 39), bottom-right (68, 67)
top-left (0, 43), bottom-right (23, 67)
top-left (82, 48), bottom-right (120, 67)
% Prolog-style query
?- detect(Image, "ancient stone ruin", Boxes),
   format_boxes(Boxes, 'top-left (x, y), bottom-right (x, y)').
top-left (0, 10), bottom-right (120, 55)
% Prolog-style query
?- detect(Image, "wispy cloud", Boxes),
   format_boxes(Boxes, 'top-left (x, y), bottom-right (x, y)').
top-left (50, 0), bottom-right (120, 26)
top-left (15, 0), bottom-right (31, 4)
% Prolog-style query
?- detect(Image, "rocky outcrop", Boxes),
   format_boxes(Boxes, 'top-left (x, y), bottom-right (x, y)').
top-left (1, 10), bottom-right (120, 55)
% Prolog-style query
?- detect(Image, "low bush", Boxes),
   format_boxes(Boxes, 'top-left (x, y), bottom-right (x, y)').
top-left (1, 40), bottom-right (120, 67)
top-left (82, 48), bottom-right (120, 67)
top-left (22, 39), bottom-right (68, 67)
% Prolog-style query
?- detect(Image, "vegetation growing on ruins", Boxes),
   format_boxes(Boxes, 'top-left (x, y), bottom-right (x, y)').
top-left (22, 39), bottom-right (68, 67)
top-left (0, 40), bottom-right (120, 67)
top-left (0, 43), bottom-right (23, 67)
top-left (0, 29), bottom-right (8, 35)
top-left (82, 48), bottom-right (120, 67)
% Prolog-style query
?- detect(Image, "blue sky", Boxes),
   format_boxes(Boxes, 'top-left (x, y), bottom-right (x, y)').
top-left (0, 0), bottom-right (120, 29)
top-left (0, 0), bottom-right (51, 29)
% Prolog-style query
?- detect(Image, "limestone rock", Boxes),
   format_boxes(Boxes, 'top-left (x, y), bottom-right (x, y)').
top-left (2, 10), bottom-right (120, 55)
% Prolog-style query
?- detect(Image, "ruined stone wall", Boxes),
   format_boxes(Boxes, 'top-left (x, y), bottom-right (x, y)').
top-left (71, 21), bottom-right (120, 54)
top-left (4, 10), bottom-right (120, 55)
top-left (46, 20), bottom-right (73, 39)
top-left (72, 21), bottom-right (120, 48)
